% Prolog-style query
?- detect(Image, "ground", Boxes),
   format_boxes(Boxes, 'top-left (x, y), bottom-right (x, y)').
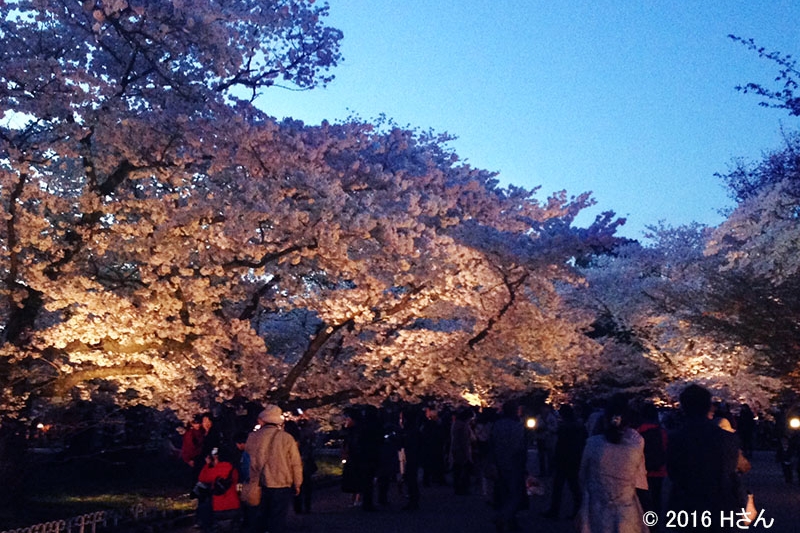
top-left (166, 449), bottom-right (800, 533)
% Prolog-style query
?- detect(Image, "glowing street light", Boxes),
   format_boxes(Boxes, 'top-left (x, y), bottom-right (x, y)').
top-left (526, 417), bottom-right (537, 429)
top-left (789, 417), bottom-right (800, 430)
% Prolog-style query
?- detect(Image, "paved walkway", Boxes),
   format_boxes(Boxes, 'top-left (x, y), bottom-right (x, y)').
top-left (732, 450), bottom-right (799, 532)
top-left (176, 450), bottom-right (800, 533)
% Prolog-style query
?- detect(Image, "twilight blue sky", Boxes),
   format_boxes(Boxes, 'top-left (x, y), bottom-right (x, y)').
top-left (255, 1), bottom-right (800, 239)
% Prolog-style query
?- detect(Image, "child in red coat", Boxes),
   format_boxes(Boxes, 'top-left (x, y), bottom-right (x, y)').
top-left (197, 448), bottom-right (240, 531)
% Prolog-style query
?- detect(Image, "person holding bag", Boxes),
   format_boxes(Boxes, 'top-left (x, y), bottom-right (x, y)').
top-left (244, 405), bottom-right (303, 533)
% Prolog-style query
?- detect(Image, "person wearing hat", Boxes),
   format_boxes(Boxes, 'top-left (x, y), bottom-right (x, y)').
top-left (244, 405), bottom-right (303, 533)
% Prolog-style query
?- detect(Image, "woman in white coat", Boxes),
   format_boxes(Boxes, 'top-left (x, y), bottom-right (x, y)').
top-left (578, 395), bottom-right (649, 533)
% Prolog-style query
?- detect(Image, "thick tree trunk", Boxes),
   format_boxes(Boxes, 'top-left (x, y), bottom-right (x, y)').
top-left (270, 319), bottom-right (354, 404)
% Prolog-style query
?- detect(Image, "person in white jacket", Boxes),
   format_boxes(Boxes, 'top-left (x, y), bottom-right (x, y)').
top-left (578, 394), bottom-right (649, 533)
top-left (245, 405), bottom-right (303, 533)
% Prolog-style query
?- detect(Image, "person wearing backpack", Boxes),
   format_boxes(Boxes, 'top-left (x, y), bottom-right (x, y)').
top-left (197, 447), bottom-right (241, 532)
top-left (637, 403), bottom-right (667, 524)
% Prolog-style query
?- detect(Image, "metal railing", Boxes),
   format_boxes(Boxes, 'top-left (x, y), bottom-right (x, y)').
top-left (1, 504), bottom-right (195, 533)
top-left (1, 511), bottom-right (106, 533)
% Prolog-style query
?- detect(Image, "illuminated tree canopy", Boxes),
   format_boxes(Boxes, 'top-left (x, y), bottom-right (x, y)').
top-left (5, 3), bottom-right (800, 431)
top-left (570, 224), bottom-right (786, 409)
top-left (562, 41), bottom-right (800, 408)
top-left (0, 0), bottom-right (626, 422)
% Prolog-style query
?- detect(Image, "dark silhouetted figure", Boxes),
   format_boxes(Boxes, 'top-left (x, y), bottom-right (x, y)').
top-left (667, 384), bottom-right (744, 532)
top-left (341, 406), bottom-right (381, 511)
top-left (490, 401), bottom-right (526, 533)
top-left (376, 415), bottom-right (401, 506)
top-left (420, 406), bottom-right (447, 486)
top-left (737, 404), bottom-right (756, 460)
top-left (450, 407), bottom-right (474, 495)
top-left (543, 404), bottom-right (586, 520)
top-left (400, 406), bottom-right (423, 511)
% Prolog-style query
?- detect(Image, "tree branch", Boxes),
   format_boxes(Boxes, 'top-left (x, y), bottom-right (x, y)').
top-left (239, 276), bottom-right (281, 321)
top-left (51, 363), bottom-right (154, 395)
top-left (225, 241), bottom-right (316, 269)
top-left (284, 389), bottom-right (365, 411)
top-left (468, 271), bottom-right (528, 349)
top-left (271, 318), bottom-right (354, 403)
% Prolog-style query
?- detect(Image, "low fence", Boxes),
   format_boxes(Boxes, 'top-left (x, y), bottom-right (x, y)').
top-left (1, 504), bottom-right (193, 533)
top-left (0, 511), bottom-right (107, 533)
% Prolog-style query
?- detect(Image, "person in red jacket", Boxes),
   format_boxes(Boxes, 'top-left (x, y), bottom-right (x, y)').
top-left (197, 447), bottom-right (240, 532)
top-left (637, 402), bottom-right (667, 529)
top-left (181, 415), bottom-right (205, 468)
top-left (181, 415), bottom-right (205, 491)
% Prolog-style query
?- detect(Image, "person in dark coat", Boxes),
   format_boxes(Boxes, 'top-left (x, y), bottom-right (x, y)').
top-left (376, 415), bottom-right (402, 506)
top-left (490, 401), bottom-right (527, 533)
top-left (295, 418), bottom-right (318, 513)
top-left (737, 404), bottom-right (756, 460)
top-left (420, 406), bottom-right (447, 486)
top-left (776, 435), bottom-right (794, 484)
top-left (341, 409), bottom-right (364, 505)
top-left (667, 384), bottom-right (744, 531)
top-left (450, 407), bottom-right (475, 496)
top-left (283, 417), bottom-right (317, 514)
top-left (192, 412), bottom-right (222, 485)
top-left (198, 412), bottom-right (223, 465)
top-left (340, 406), bottom-right (381, 511)
top-left (473, 409), bottom-right (496, 501)
top-left (399, 406), bottom-right (423, 511)
top-left (543, 403), bottom-right (587, 519)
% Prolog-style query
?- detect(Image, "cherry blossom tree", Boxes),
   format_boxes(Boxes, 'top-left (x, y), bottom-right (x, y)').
top-left (704, 133), bottom-right (800, 384)
top-left (730, 35), bottom-right (800, 117)
top-left (546, 39), bottom-right (800, 406)
top-left (0, 0), bottom-right (624, 441)
top-left (570, 223), bottom-right (785, 406)
top-left (0, 0), bottom-right (345, 500)
top-left (646, 38), bottom-right (800, 401)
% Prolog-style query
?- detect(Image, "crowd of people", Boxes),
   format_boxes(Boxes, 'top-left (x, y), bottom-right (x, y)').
top-left (178, 407), bottom-right (314, 533)
top-left (177, 384), bottom-right (797, 533)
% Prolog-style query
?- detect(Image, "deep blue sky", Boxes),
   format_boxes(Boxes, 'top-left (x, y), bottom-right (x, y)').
top-left (255, 1), bottom-right (800, 239)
